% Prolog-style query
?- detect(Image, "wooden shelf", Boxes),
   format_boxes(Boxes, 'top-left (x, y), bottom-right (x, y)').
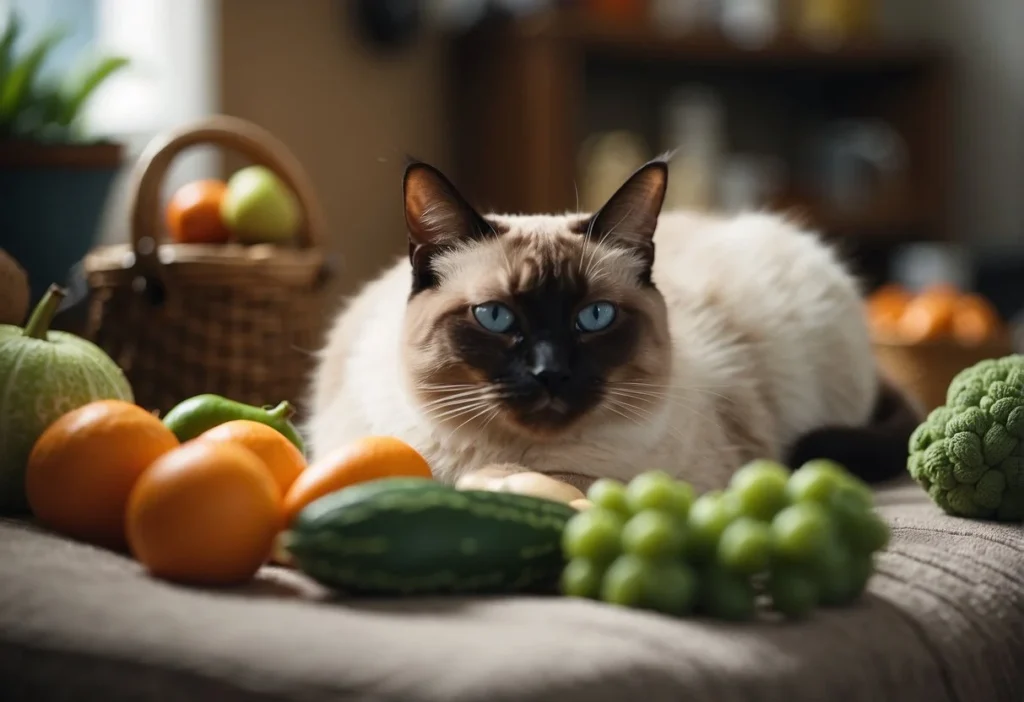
top-left (800, 204), bottom-right (937, 242)
top-left (448, 10), bottom-right (953, 260)
top-left (504, 11), bottom-right (945, 72)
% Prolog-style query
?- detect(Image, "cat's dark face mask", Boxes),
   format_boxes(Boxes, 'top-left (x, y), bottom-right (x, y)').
top-left (449, 271), bottom-right (646, 432)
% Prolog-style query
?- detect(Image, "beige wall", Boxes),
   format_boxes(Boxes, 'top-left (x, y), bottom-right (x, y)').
top-left (219, 0), bottom-right (451, 296)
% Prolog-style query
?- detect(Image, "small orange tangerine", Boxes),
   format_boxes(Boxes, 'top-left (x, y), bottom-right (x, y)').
top-left (126, 441), bottom-right (281, 586)
top-left (282, 436), bottom-right (432, 525)
top-left (197, 419), bottom-right (306, 496)
top-left (26, 400), bottom-right (180, 550)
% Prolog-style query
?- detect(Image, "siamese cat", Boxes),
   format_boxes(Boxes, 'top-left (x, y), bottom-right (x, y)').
top-left (306, 158), bottom-right (917, 494)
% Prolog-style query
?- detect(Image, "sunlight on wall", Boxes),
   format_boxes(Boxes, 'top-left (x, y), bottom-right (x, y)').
top-left (82, 0), bottom-right (221, 244)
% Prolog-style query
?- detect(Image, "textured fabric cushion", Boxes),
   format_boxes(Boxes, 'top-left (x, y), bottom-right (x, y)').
top-left (1, 477), bottom-right (1022, 702)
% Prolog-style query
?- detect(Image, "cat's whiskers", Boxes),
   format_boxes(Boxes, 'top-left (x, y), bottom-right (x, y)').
top-left (418, 385), bottom-right (494, 410)
top-left (610, 380), bottom-right (741, 404)
top-left (478, 406), bottom-right (503, 435)
top-left (603, 397), bottom-right (748, 462)
top-left (605, 396), bottom-right (656, 421)
top-left (425, 400), bottom-right (495, 423)
top-left (422, 390), bottom-right (505, 417)
top-left (422, 384), bottom-right (516, 425)
top-left (604, 385), bottom-right (707, 411)
top-left (417, 382), bottom-right (479, 391)
top-left (442, 401), bottom-right (506, 444)
top-left (603, 388), bottom-right (734, 442)
top-left (612, 380), bottom-right (742, 390)
top-left (601, 402), bottom-right (645, 428)
top-left (603, 396), bottom-right (695, 447)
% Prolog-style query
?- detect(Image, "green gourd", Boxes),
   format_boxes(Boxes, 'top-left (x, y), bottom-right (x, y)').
top-left (161, 394), bottom-right (305, 454)
top-left (0, 285), bottom-right (134, 512)
top-left (284, 477), bottom-right (577, 596)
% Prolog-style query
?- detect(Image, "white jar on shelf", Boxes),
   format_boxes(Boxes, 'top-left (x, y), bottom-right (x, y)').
top-left (720, 0), bottom-right (780, 48)
top-left (661, 87), bottom-right (725, 211)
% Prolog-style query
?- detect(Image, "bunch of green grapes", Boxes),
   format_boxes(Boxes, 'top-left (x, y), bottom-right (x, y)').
top-left (560, 459), bottom-right (890, 622)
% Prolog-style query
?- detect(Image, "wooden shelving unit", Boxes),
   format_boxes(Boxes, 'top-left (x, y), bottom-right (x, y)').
top-left (446, 10), bottom-right (953, 285)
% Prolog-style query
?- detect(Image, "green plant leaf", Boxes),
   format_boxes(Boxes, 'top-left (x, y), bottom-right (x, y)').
top-left (0, 24), bottom-right (67, 128)
top-left (10, 81), bottom-right (66, 139)
top-left (0, 12), bottom-right (21, 92)
top-left (58, 54), bottom-right (129, 127)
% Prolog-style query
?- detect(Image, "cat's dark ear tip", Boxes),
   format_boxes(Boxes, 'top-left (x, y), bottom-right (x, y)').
top-left (404, 156), bottom-right (448, 183)
top-left (403, 159), bottom-right (449, 198)
top-left (652, 149), bottom-right (677, 164)
top-left (403, 156), bottom-right (427, 179)
top-left (642, 152), bottom-right (674, 174)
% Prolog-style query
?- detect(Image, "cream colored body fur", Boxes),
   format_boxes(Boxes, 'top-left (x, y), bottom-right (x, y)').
top-left (306, 211), bottom-right (878, 494)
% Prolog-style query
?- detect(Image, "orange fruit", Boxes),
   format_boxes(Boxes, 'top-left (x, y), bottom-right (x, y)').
top-left (865, 284), bottom-right (913, 338)
top-left (197, 420), bottom-right (306, 495)
top-left (952, 294), bottom-right (1002, 345)
top-left (898, 293), bottom-right (956, 343)
top-left (866, 283), bottom-right (911, 313)
top-left (283, 436), bottom-right (433, 525)
top-left (126, 441), bottom-right (281, 586)
top-left (26, 400), bottom-right (180, 549)
top-left (166, 179), bottom-right (231, 244)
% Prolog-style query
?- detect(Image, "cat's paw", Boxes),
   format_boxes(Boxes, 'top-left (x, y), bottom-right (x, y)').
top-left (455, 464), bottom-right (587, 505)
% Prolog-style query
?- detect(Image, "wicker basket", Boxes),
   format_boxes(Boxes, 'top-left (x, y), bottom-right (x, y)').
top-left (83, 115), bottom-right (331, 418)
top-left (873, 333), bottom-right (1015, 413)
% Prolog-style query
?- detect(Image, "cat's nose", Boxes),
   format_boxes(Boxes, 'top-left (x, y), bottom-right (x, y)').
top-left (530, 341), bottom-right (571, 394)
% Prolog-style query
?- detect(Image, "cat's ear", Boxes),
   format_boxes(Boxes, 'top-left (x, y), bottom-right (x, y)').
top-left (404, 160), bottom-right (494, 248)
top-left (585, 158), bottom-right (669, 259)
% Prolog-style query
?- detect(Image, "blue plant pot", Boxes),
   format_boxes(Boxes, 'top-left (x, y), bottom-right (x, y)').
top-left (0, 142), bottom-right (124, 305)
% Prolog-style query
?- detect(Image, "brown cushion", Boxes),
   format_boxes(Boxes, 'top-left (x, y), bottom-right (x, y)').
top-left (1, 478), bottom-right (1022, 702)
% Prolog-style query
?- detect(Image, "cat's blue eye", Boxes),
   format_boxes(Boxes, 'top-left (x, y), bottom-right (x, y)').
top-left (576, 301), bottom-right (617, 333)
top-left (473, 302), bottom-right (516, 333)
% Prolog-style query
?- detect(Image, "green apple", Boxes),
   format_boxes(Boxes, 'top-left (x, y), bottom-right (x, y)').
top-left (220, 165), bottom-right (301, 244)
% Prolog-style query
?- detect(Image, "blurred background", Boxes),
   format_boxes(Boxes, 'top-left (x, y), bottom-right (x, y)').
top-left (1, 0), bottom-right (1022, 351)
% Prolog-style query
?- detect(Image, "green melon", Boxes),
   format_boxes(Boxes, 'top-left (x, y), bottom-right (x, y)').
top-left (0, 285), bottom-right (134, 513)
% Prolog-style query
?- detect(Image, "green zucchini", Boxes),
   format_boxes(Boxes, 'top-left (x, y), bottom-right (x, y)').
top-left (284, 477), bottom-right (577, 596)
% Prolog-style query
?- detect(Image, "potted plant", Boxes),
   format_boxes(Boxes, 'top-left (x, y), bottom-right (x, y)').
top-left (0, 12), bottom-right (129, 305)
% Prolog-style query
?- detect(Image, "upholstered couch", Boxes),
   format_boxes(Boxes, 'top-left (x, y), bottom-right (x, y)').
top-left (2, 477), bottom-right (1022, 702)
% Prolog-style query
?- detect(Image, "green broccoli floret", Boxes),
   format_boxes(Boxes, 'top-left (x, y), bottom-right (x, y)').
top-left (907, 354), bottom-right (1024, 521)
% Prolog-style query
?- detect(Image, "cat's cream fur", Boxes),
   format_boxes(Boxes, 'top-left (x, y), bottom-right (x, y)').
top-left (306, 207), bottom-right (878, 495)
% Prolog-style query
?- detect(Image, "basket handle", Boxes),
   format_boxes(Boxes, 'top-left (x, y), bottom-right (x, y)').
top-left (126, 114), bottom-right (327, 277)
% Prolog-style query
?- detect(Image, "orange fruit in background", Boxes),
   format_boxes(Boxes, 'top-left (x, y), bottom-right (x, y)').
top-left (126, 441), bottom-right (281, 586)
top-left (197, 420), bottom-right (306, 496)
top-left (867, 283), bottom-right (911, 312)
top-left (25, 400), bottom-right (180, 549)
top-left (282, 436), bottom-right (433, 525)
top-left (898, 292), bottom-right (957, 343)
top-left (953, 294), bottom-right (1002, 345)
top-left (166, 179), bottom-right (232, 244)
top-left (866, 284), bottom-right (912, 337)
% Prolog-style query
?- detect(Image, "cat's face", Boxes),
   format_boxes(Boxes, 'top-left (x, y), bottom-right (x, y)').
top-left (400, 160), bottom-right (672, 439)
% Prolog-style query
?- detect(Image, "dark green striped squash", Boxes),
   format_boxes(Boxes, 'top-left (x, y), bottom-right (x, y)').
top-left (283, 477), bottom-right (577, 596)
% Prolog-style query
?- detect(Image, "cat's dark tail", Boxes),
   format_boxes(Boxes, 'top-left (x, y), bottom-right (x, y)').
top-left (783, 378), bottom-right (924, 484)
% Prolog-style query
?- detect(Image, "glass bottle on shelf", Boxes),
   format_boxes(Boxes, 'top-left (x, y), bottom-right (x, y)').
top-left (661, 87), bottom-right (725, 211)
top-left (650, 0), bottom-right (719, 34)
top-left (796, 0), bottom-right (876, 46)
